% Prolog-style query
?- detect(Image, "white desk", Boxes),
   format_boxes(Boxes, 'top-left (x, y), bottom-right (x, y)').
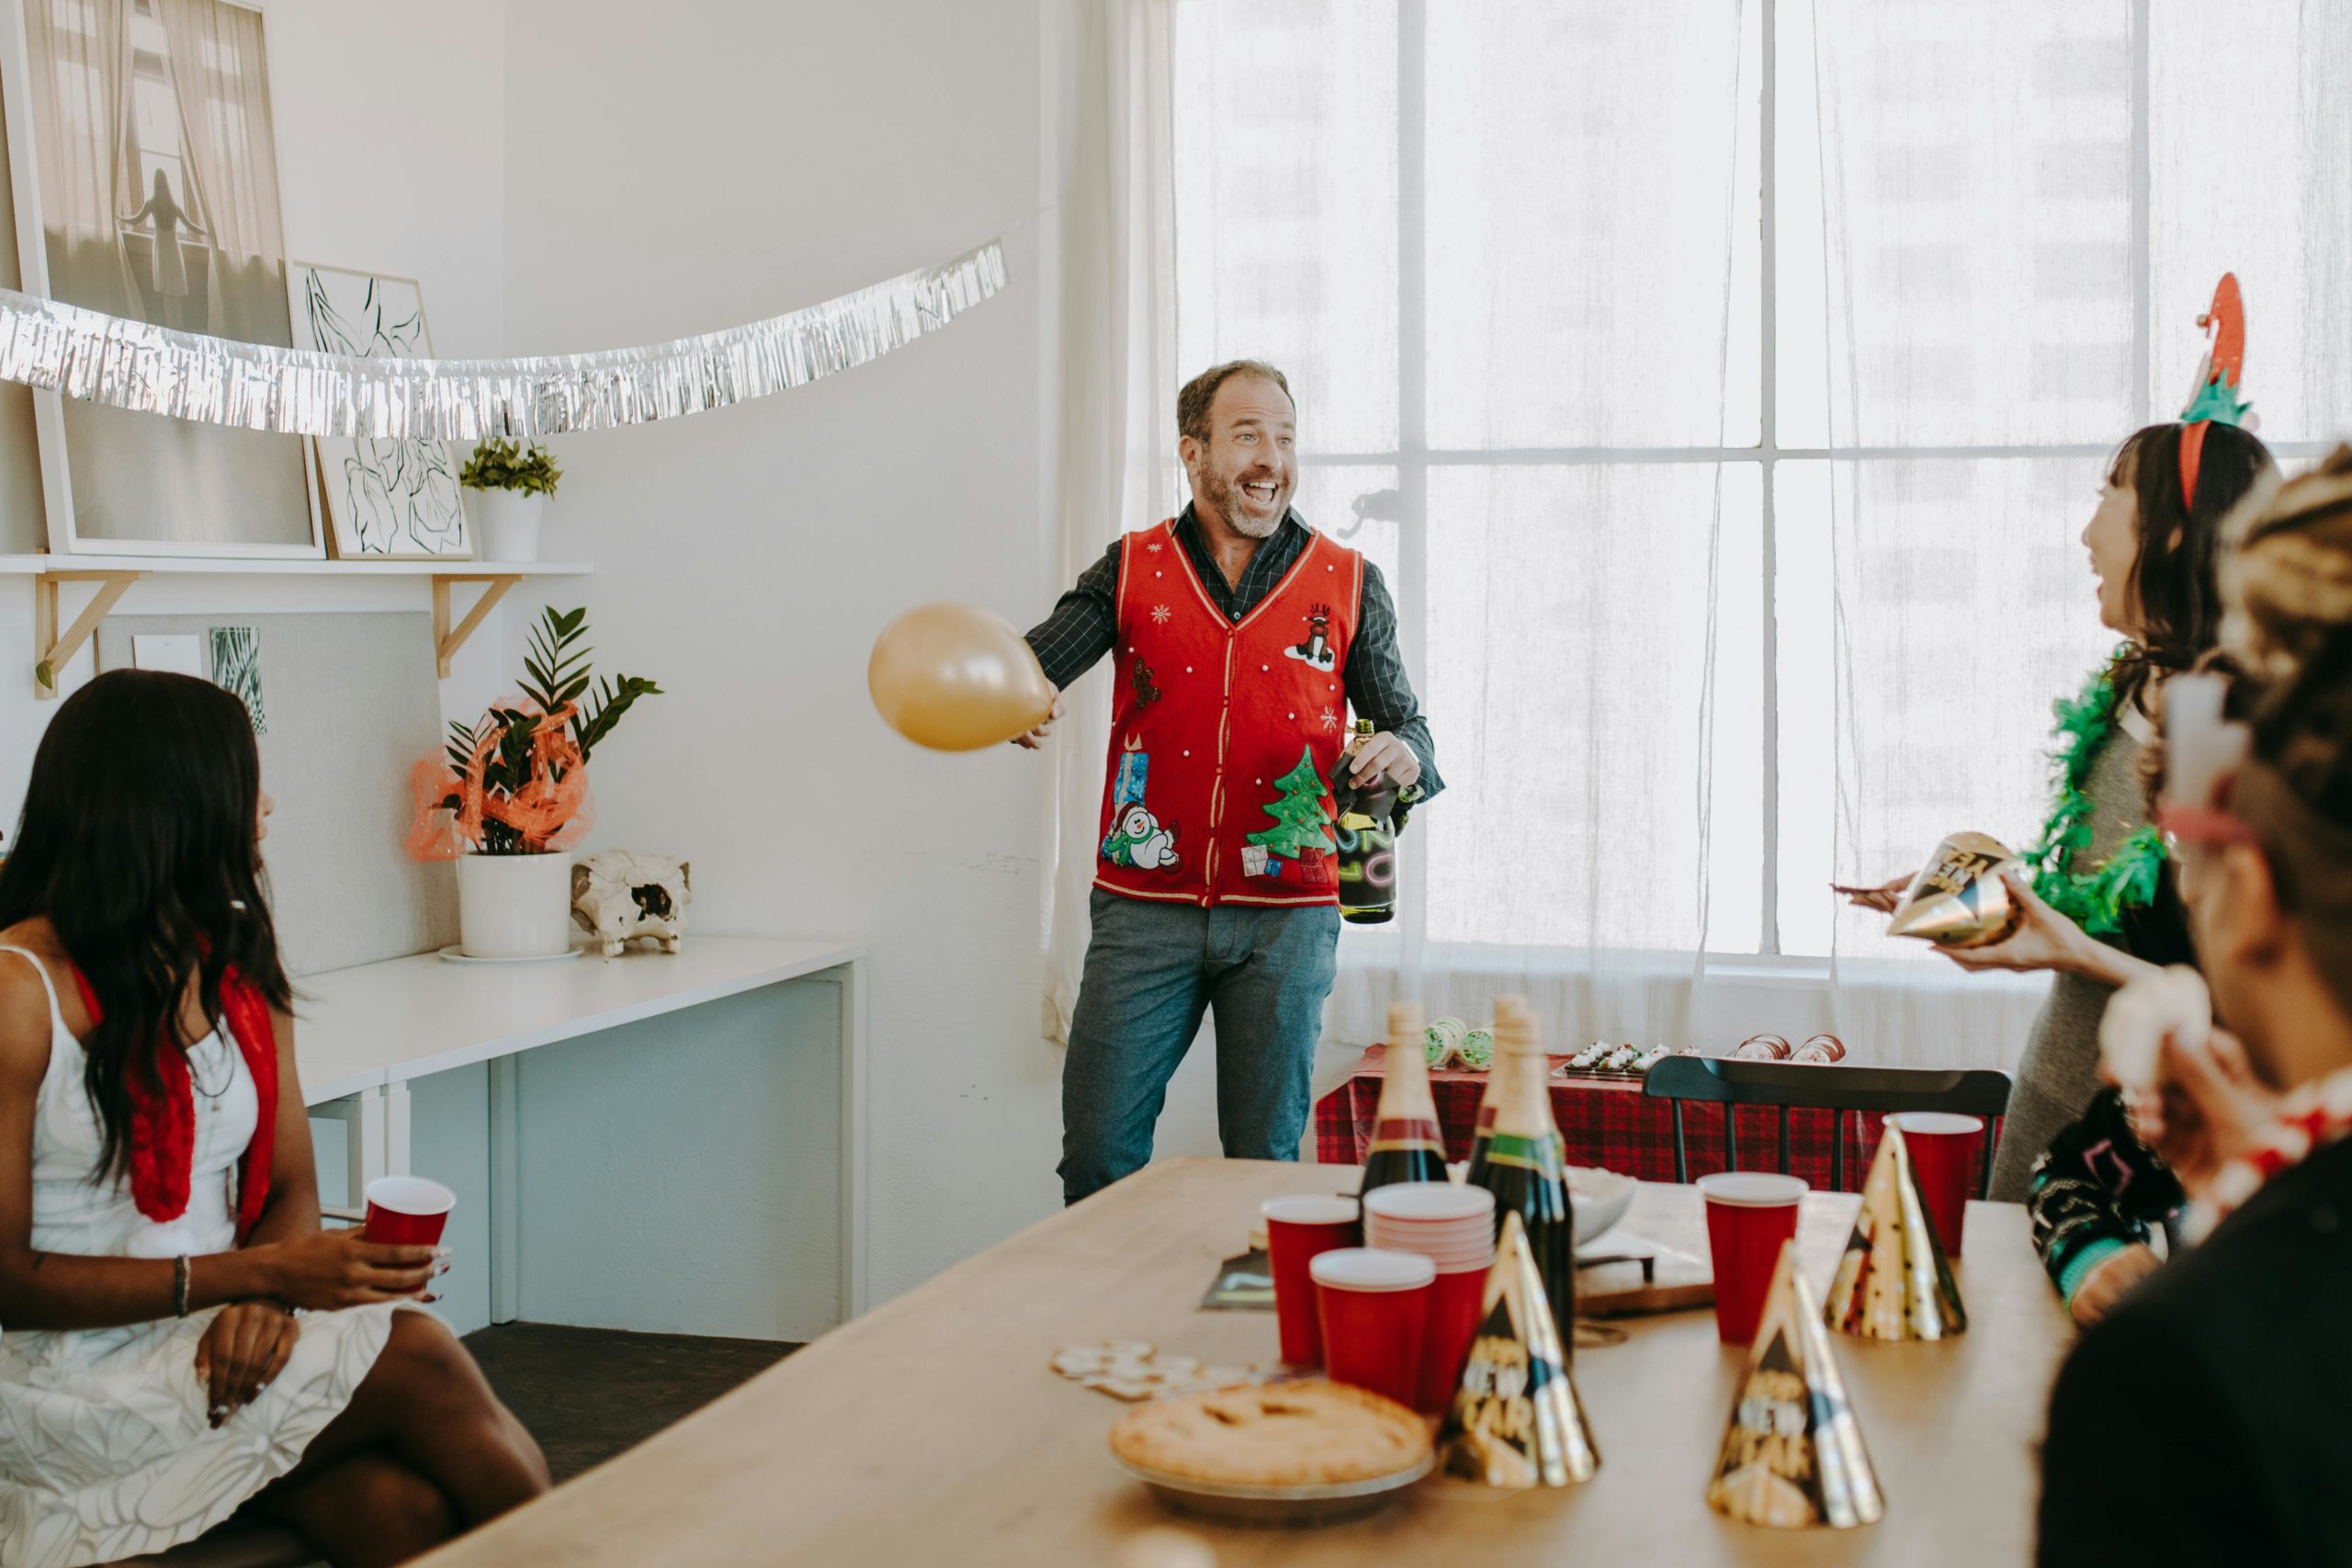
top-left (292, 936), bottom-right (868, 1322)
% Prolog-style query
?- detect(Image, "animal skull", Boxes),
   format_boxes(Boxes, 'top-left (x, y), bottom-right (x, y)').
top-left (571, 850), bottom-right (693, 957)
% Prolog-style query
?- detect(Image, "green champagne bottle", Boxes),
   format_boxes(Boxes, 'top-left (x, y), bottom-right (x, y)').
top-left (1334, 720), bottom-right (1408, 925)
top-left (1463, 996), bottom-right (1531, 1186)
top-left (1469, 996), bottom-right (1577, 1355)
top-left (1360, 1000), bottom-right (1449, 1195)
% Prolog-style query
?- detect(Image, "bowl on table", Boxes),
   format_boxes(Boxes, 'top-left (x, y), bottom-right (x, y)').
top-left (1442, 1160), bottom-right (1635, 1246)
top-left (1566, 1166), bottom-right (1635, 1247)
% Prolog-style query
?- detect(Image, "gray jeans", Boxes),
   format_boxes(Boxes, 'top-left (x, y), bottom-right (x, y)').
top-left (1059, 888), bottom-right (1341, 1204)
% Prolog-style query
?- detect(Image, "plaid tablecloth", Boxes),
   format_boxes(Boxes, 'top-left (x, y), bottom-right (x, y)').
top-left (1313, 1045), bottom-right (1899, 1192)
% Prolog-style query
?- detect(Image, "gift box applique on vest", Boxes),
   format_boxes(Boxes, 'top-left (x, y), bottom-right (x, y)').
top-left (1093, 517), bottom-right (1363, 908)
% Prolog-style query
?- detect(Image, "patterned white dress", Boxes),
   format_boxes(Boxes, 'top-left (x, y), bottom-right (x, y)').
top-left (0, 949), bottom-right (408, 1568)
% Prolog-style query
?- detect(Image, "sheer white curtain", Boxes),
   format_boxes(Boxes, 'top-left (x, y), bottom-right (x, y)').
top-left (1169, 0), bottom-right (1755, 1053)
top-left (1786, 0), bottom-right (2352, 1067)
top-left (1784, 0), bottom-right (2132, 1066)
top-left (1068, 0), bottom-right (2352, 1069)
top-left (21, 0), bottom-right (136, 313)
top-left (1040, 0), bottom-right (1180, 1042)
top-left (157, 0), bottom-right (291, 346)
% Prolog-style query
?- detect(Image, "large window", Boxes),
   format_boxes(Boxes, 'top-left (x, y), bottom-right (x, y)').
top-left (1172, 0), bottom-right (2346, 967)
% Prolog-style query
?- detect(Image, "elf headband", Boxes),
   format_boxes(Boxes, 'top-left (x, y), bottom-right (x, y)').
top-left (2178, 273), bottom-right (2255, 511)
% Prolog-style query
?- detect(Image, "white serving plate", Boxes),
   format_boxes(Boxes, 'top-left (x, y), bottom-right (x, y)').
top-left (1115, 1450), bottom-right (1435, 1529)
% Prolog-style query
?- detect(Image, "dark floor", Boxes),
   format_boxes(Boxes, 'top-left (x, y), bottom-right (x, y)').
top-left (464, 1324), bottom-right (800, 1483)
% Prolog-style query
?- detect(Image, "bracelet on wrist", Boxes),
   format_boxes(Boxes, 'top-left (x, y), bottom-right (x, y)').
top-left (172, 1255), bottom-right (191, 1318)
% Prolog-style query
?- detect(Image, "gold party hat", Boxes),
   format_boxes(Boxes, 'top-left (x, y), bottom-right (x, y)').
top-left (1886, 832), bottom-right (2020, 948)
top-left (1823, 1122), bottom-right (1966, 1341)
top-left (1707, 1240), bottom-right (1884, 1530)
top-left (1435, 1211), bottom-right (1600, 1489)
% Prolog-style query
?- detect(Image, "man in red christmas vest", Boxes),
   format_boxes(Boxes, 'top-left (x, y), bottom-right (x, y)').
top-left (1021, 361), bottom-right (1442, 1202)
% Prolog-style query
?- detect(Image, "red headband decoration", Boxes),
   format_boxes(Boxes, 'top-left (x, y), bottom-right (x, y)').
top-left (2177, 273), bottom-right (2253, 510)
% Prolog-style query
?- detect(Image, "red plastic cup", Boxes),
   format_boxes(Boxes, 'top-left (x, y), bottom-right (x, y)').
top-left (1264, 1195), bottom-right (1361, 1367)
top-left (1697, 1172), bottom-right (1805, 1344)
top-left (1893, 1112), bottom-right (1984, 1258)
top-left (1418, 1263), bottom-right (1491, 1415)
top-left (362, 1176), bottom-right (456, 1247)
top-left (1312, 1248), bottom-right (1435, 1408)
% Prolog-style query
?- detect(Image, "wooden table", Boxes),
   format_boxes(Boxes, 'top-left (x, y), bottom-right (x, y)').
top-left (416, 1158), bottom-right (2074, 1567)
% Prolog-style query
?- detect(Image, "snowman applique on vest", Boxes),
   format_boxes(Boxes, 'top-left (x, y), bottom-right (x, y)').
top-left (1093, 516), bottom-right (1363, 908)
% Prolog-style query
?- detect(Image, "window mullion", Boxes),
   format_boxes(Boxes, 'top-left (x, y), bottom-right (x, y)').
top-left (1397, 0), bottom-right (1430, 958)
top-left (2131, 0), bottom-right (2152, 426)
top-left (1759, 0), bottom-right (1781, 957)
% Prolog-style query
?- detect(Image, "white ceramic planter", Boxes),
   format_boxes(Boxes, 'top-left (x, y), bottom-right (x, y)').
top-left (470, 489), bottom-right (548, 563)
top-left (456, 852), bottom-right (575, 958)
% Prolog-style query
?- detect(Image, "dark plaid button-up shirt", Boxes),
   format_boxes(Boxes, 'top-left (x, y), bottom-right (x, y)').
top-left (1023, 505), bottom-right (1442, 798)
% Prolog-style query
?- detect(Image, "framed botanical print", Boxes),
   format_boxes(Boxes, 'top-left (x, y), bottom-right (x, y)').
top-left (0, 0), bottom-right (322, 558)
top-left (290, 263), bottom-right (471, 559)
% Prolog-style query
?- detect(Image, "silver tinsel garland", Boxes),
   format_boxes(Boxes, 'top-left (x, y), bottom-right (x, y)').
top-left (0, 241), bottom-right (1005, 442)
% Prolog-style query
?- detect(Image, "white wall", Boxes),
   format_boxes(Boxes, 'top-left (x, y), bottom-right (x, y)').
top-left (499, 0), bottom-right (1086, 1303)
top-left (1, 0), bottom-right (1239, 1308)
top-left (0, 0), bottom-right (515, 829)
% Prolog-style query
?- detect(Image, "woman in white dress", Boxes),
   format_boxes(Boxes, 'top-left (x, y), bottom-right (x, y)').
top-left (0, 671), bottom-right (550, 1567)
top-left (126, 170), bottom-right (205, 301)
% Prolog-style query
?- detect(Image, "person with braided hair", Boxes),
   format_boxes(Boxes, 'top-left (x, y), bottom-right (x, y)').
top-left (2039, 446), bottom-right (2352, 1563)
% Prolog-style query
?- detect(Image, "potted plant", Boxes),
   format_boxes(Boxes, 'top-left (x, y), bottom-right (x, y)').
top-left (409, 606), bottom-right (661, 957)
top-left (460, 437), bottom-right (562, 562)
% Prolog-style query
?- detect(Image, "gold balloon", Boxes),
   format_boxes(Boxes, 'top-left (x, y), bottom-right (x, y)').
top-left (867, 603), bottom-right (1055, 751)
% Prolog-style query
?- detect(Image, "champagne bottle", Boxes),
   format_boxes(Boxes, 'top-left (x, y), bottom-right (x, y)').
top-left (1469, 996), bottom-right (1577, 1355)
top-left (1360, 1000), bottom-right (1449, 1195)
top-left (1334, 719), bottom-right (1408, 925)
top-left (1464, 996), bottom-right (1532, 1184)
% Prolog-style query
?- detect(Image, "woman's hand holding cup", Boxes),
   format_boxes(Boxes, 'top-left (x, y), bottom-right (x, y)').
top-left (256, 1228), bottom-right (443, 1310)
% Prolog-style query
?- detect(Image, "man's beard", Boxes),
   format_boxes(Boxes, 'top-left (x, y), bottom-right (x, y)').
top-left (1196, 468), bottom-right (1285, 538)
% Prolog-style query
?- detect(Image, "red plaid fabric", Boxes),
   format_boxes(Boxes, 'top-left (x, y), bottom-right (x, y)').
top-left (1314, 1046), bottom-right (1902, 1193)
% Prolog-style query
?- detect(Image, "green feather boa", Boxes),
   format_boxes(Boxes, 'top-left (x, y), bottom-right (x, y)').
top-left (2021, 649), bottom-right (2169, 938)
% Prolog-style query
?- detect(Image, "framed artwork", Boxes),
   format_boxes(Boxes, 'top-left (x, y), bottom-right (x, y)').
top-left (0, 0), bottom-right (322, 558)
top-left (209, 622), bottom-right (264, 731)
top-left (290, 263), bottom-right (471, 559)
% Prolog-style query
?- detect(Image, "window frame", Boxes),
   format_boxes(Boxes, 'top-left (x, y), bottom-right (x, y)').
top-left (1264, 0), bottom-right (2335, 962)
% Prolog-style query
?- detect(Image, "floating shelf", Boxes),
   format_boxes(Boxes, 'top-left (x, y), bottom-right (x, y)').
top-left (0, 554), bottom-right (594, 577)
top-left (2, 554), bottom-right (594, 697)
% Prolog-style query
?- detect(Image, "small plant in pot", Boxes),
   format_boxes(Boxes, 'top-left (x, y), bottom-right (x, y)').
top-left (407, 606), bottom-right (661, 957)
top-left (460, 438), bottom-right (562, 562)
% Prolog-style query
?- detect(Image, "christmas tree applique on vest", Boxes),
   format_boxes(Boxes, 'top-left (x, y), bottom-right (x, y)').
top-left (1239, 746), bottom-right (1338, 887)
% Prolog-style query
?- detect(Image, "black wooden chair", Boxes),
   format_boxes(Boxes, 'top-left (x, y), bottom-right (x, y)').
top-left (1641, 1055), bottom-right (2014, 1197)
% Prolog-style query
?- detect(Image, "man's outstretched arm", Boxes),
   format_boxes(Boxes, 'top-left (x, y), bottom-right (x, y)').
top-left (1024, 539), bottom-right (1125, 693)
top-left (1014, 539), bottom-right (1125, 747)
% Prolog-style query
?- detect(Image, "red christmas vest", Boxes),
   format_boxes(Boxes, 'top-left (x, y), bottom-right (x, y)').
top-left (1094, 517), bottom-right (1362, 908)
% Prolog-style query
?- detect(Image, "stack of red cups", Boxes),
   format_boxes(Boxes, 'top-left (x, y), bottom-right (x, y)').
top-left (1363, 1183), bottom-right (1498, 1413)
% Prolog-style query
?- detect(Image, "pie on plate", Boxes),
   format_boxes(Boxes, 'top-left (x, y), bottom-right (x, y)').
top-left (1109, 1379), bottom-right (1431, 1489)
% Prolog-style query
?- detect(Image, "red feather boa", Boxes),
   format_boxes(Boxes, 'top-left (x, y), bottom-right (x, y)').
top-left (69, 964), bottom-right (277, 1242)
